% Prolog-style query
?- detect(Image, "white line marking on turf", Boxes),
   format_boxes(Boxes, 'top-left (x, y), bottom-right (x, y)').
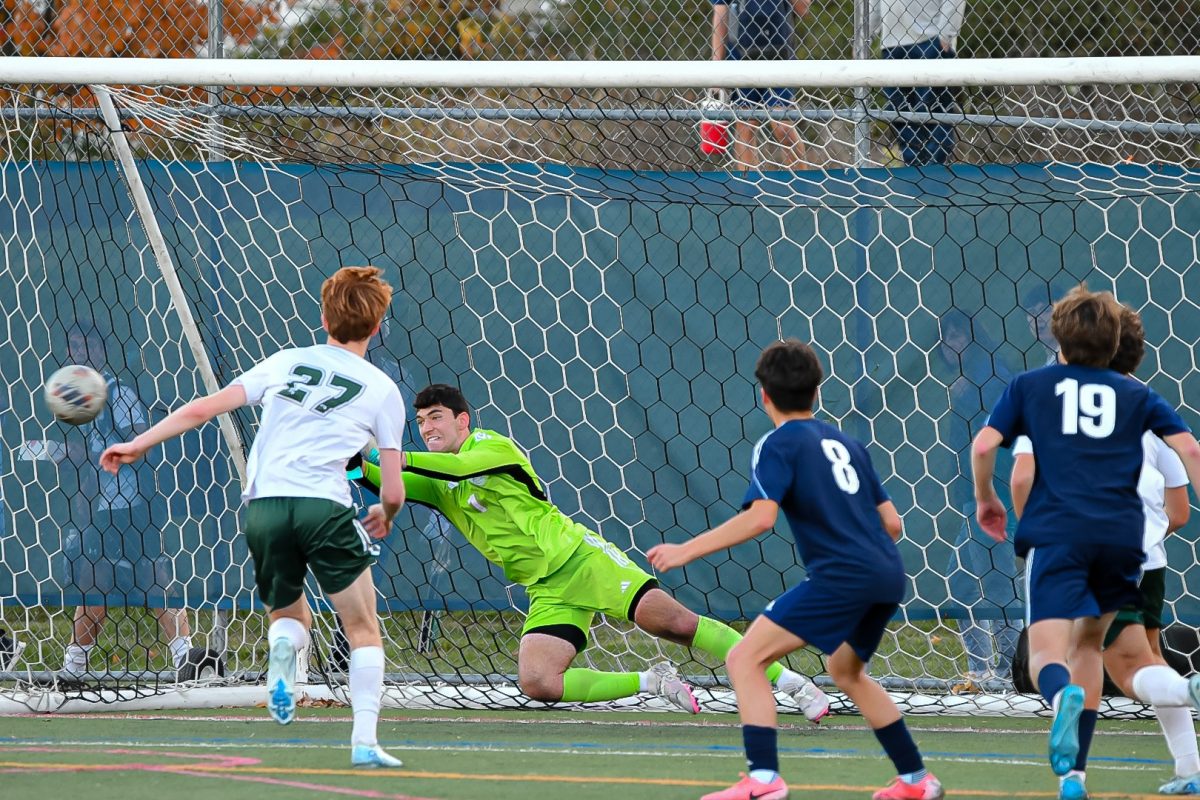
top-left (0, 739), bottom-right (1162, 773)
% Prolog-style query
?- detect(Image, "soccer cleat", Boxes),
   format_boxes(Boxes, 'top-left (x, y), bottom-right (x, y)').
top-left (777, 673), bottom-right (831, 723)
top-left (700, 772), bottom-right (788, 800)
top-left (351, 744), bottom-right (404, 769)
top-left (1187, 675), bottom-right (1200, 713)
top-left (1049, 684), bottom-right (1085, 776)
top-left (1160, 772), bottom-right (1200, 795)
top-left (872, 774), bottom-right (945, 800)
top-left (266, 637), bottom-right (297, 725)
top-left (1059, 773), bottom-right (1089, 800)
top-left (646, 661), bottom-right (700, 713)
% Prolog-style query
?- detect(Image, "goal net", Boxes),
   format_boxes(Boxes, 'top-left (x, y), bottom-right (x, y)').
top-left (1, 58), bottom-right (1199, 716)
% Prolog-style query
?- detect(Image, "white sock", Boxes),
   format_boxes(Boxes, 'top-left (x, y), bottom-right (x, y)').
top-left (63, 643), bottom-right (92, 672)
top-left (168, 636), bottom-right (193, 669)
top-left (638, 671), bottom-right (653, 692)
top-left (1132, 665), bottom-right (1191, 707)
top-left (349, 645), bottom-right (385, 747)
top-left (267, 617), bottom-right (310, 652)
top-left (749, 769), bottom-right (780, 784)
top-left (1061, 770), bottom-right (1086, 785)
top-left (775, 667), bottom-right (805, 688)
top-left (1156, 704), bottom-right (1200, 776)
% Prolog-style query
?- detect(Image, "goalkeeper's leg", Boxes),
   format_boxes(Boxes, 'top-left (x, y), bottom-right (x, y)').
top-left (632, 587), bottom-right (831, 722)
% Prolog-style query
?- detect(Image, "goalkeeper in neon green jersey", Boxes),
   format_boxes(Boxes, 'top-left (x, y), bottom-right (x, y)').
top-left (352, 383), bottom-right (830, 718)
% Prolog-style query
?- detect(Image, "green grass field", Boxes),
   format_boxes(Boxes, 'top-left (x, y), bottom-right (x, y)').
top-left (0, 706), bottom-right (1185, 800)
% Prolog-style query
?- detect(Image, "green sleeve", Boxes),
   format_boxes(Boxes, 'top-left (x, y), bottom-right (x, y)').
top-left (405, 438), bottom-right (546, 501)
top-left (360, 460), bottom-right (443, 508)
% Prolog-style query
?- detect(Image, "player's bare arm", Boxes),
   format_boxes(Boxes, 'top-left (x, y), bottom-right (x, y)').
top-left (647, 499), bottom-right (778, 572)
top-left (1163, 431), bottom-right (1200, 506)
top-left (971, 425), bottom-right (1008, 541)
top-left (362, 447), bottom-right (405, 539)
top-left (877, 500), bottom-right (902, 542)
top-left (1165, 485), bottom-right (1190, 533)
top-left (99, 384), bottom-right (248, 474)
top-left (1010, 452), bottom-right (1035, 519)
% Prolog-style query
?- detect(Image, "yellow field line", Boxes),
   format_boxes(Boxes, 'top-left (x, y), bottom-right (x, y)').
top-left (0, 759), bottom-right (1170, 799)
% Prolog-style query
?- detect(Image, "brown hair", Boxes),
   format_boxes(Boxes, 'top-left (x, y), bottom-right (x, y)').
top-left (755, 339), bottom-right (823, 413)
top-left (321, 266), bottom-right (392, 343)
top-left (1109, 305), bottom-right (1146, 376)
top-left (1050, 284), bottom-right (1121, 368)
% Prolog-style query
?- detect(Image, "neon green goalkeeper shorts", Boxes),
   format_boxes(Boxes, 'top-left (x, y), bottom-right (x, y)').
top-left (522, 533), bottom-right (657, 646)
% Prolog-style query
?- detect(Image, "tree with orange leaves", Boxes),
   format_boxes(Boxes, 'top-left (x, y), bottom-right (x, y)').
top-left (2, 0), bottom-right (274, 58)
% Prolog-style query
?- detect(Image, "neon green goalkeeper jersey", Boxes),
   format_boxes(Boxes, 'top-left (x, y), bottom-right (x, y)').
top-left (360, 429), bottom-right (585, 585)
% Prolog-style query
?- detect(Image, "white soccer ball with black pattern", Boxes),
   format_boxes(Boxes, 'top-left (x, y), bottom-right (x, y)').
top-left (44, 364), bottom-right (107, 425)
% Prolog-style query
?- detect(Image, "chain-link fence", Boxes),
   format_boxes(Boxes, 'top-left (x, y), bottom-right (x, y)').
top-left (2, 0), bottom-right (1198, 62)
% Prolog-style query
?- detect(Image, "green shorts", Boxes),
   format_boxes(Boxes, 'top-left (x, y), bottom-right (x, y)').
top-left (244, 497), bottom-right (377, 610)
top-left (1104, 567), bottom-right (1167, 648)
top-left (522, 533), bottom-right (657, 650)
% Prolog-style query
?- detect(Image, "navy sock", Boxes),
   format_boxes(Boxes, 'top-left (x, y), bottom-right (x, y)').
top-left (1038, 663), bottom-right (1071, 707)
top-left (742, 725), bottom-right (779, 774)
top-left (1074, 709), bottom-right (1098, 772)
top-left (873, 718), bottom-right (924, 776)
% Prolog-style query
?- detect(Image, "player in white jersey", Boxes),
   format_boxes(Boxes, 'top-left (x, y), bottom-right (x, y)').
top-left (100, 266), bottom-right (408, 769)
top-left (1011, 305), bottom-right (1200, 796)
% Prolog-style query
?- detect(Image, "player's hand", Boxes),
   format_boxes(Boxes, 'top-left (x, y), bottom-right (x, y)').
top-left (361, 503), bottom-right (394, 539)
top-left (646, 542), bottom-right (693, 572)
top-left (99, 441), bottom-right (147, 474)
top-left (976, 496), bottom-right (1008, 542)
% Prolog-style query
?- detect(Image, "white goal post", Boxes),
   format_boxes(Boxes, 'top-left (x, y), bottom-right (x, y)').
top-left (1, 56), bottom-right (1199, 717)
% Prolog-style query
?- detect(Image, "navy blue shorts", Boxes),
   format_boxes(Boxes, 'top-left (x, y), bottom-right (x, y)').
top-left (1025, 542), bottom-right (1143, 624)
top-left (763, 576), bottom-right (903, 662)
top-left (732, 87), bottom-right (795, 108)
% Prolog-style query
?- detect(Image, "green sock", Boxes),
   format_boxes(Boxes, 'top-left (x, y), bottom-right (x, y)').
top-left (693, 616), bottom-right (785, 684)
top-left (560, 668), bottom-right (641, 702)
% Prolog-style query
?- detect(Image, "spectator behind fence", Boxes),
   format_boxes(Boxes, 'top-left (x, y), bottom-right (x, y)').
top-left (871, 0), bottom-right (965, 166)
top-left (711, 0), bottom-right (810, 171)
top-left (58, 321), bottom-right (198, 680)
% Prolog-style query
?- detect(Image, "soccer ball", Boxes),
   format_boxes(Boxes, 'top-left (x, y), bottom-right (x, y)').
top-left (44, 364), bottom-right (107, 425)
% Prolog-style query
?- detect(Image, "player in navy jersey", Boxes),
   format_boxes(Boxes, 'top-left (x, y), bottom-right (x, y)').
top-left (649, 339), bottom-right (943, 800)
top-left (1010, 304), bottom-right (1200, 796)
top-left (973, 285), bottom-right (1200, 800)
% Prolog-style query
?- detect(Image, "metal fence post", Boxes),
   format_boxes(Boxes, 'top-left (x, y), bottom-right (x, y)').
top-left (852, 0), bottom-right (871, 166)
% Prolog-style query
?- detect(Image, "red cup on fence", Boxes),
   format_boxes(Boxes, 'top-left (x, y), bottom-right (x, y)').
top-left (699, 99), bottom-right (729, 155)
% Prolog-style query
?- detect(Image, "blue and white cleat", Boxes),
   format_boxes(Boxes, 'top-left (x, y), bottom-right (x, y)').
top-left (351, 744), bottom-right (404, 769)
top-left (266, 638), bottom-right (297, 725)
top-left (1160, 772), bottom-right (1200, 795)
top-left (1187, 675), bottom-right (1200, 713)
top-left (1049, 684), bottom-right (1085, 776)
top-left (1059, 772), bottom-right (1088, 799)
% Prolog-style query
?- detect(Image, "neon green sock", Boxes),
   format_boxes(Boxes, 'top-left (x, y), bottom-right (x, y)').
top-left (560, 668), bottom-right (641, 702)
top-left (693, 615), bottom-right (785, 683)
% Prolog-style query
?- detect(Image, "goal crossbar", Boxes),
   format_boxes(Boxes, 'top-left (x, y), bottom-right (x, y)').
top-left (1, 56), bottom-right (1199, 89)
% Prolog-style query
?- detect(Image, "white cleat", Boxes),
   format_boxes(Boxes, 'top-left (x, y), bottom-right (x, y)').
top-left (352, 744), bottom-right (404, 769)
top-left (777, 673), bottom-right (831, 723)
top-left (645, 661), bottom-right (700, 713)
top-left (266, 638), bottom-right (297, 725)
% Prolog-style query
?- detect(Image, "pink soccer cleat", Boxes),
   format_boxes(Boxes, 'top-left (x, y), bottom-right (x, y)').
top-left (701, 773), bottom-right (789, 800)
top-left (872, 774), bottom-right (945, 800)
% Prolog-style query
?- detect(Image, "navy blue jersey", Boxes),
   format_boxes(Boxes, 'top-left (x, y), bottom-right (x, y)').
top-left (987, 363), bottom-right (1188, 554)
top-left (713, 0), bottom-right (793, 57)
top-left (742, 418), bottom-right (904, 584)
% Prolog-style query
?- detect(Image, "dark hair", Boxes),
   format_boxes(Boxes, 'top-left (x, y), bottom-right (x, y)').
top-left (1050, 284), bottom-right (1121, 368)
top-left (754, 339), bottom-right (823, 413)
top-left (1109, 305), bottom-right (1146, 376)
top-left (414, 383), bottom-right (470, 417)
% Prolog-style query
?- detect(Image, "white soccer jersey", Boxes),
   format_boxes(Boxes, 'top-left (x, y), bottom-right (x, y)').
top-left (234, 344), bottom-right (406, 506)
top-left (1012, 432), bottom-right (1187, 569)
